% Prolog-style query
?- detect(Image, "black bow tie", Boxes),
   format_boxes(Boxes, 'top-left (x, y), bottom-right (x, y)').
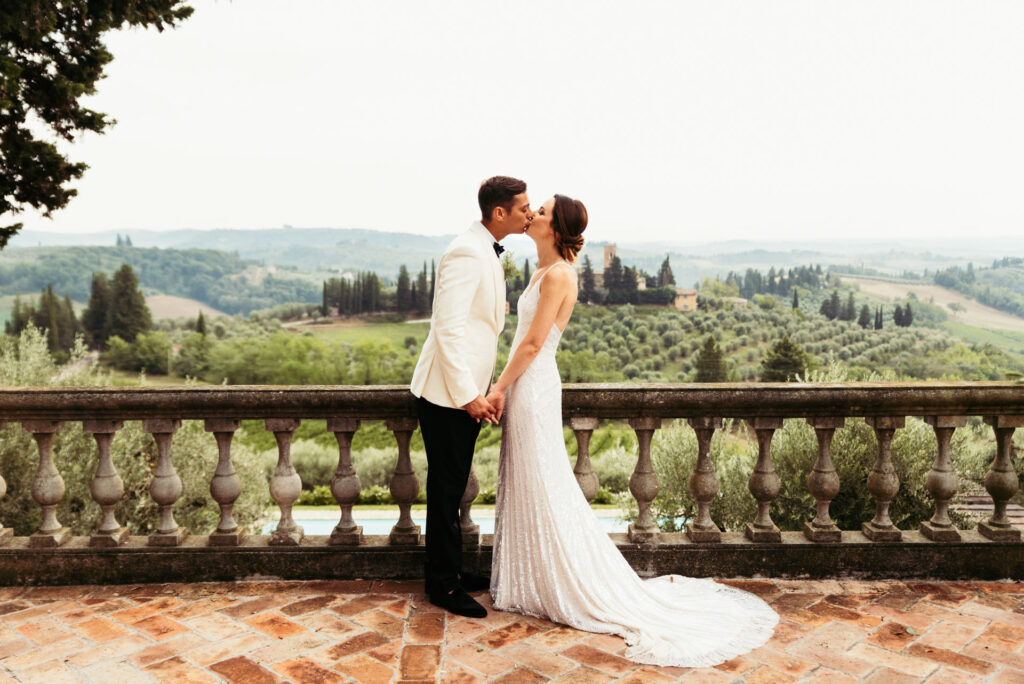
top-left (492, 242), bottom-right (504, 259)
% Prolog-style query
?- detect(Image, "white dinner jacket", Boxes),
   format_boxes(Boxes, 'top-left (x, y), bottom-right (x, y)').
top-left (410, 222), bottom-right (506, 409)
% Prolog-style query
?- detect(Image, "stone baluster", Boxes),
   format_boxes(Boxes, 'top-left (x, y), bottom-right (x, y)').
top-left (0, 421), bottom-right (10, 545)
top-left (266, 419), bottom-right (303, 546)
top-left (570, 417), bottom-right (600, 502)
top-left (205, 419), bottom-right (244, 545)
top-left (83, 420), bottom-right (128, 547)
top-left (920, 416), bottom-right (967, 542)
top-left (628, 417), bottom-right (662, 542)
top-left (979, 416), bottom-right (1023, 542)
top-left (23, 421), bottom-right (70, 547)
top-left (687, 417), bottom-right (723, 542)
top-left (804, 417), bottom-right (844, 542)
top-left (745, 418), bottom-right (782, 542)
top-left (145, 419), bottom-right (187, 546)
top-left (460, 467), bottom-right (480, 548)
top-left (862, 416), bottom-right (905, 541)
top-left (328, 418), bottom-right (362, 545)
top-left (387, 417), bottom-right (420, 544)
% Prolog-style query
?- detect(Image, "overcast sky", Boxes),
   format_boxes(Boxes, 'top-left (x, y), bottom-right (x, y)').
top-left (19, 0), bottom-right (1024, 243)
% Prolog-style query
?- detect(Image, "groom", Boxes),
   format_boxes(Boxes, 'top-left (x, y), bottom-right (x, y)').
top-left (410, 176), bottom-right (532, 618)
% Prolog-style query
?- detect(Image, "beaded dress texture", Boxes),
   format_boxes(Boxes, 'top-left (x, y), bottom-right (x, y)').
top-left (491, 262), bottom-right (779, 668)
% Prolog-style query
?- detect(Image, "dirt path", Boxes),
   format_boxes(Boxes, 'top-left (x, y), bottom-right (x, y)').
top-left (841, 277), bottom-right (1024, 332)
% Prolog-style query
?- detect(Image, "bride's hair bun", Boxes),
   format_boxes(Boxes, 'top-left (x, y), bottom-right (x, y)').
top-left (551, 194), bottom-right (588, 263)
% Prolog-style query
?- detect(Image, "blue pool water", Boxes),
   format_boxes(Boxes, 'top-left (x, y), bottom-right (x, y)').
top-left (263, 515), bottom-right (629, 536)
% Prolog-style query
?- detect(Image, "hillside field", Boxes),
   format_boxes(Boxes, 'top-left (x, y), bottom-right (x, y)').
top-left (146, 295), bottom-right (226, 320)
top-left (841, 277), bottom-right (1024, 332)
top-left (290, 319), bottom-right (431, 348)
top-left (939, 321), bottom-right (1024, 356)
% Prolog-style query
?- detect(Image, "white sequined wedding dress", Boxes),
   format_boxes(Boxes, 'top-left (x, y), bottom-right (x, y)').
top-left (491, 262), bottom-right (779, 668)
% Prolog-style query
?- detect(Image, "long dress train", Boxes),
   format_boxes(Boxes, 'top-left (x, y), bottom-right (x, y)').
top-left (491, 262), bottom-right (779, 668)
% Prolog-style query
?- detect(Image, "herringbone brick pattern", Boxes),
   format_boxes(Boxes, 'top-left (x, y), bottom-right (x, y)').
top-left (1, 579), bottom-right (1024, 682)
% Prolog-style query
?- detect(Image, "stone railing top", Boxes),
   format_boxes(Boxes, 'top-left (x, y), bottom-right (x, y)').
top-left (0, 382), bottom-right (1022, 421)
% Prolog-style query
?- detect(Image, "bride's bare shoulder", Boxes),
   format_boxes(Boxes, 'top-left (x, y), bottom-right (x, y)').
top-left (539, 264), bottom-right (575, 291)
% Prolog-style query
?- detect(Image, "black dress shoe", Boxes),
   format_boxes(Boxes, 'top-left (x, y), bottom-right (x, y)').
top-left (429, 587), bottom-right (487, 618)
top-left (459, 572), bottom-right (491, 592)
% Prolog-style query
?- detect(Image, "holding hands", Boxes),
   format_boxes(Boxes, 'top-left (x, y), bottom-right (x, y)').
top-left (485, 388), bottom-right (505, 422)
top-left (463, 394), bottom-right (500, 424)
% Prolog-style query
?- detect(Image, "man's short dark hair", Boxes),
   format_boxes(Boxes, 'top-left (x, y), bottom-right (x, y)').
top-left (478, 176), bottom-right (527, 222)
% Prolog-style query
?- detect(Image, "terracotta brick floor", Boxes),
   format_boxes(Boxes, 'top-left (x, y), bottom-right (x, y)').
top-left (2, 579), bottom-right (1024, 683)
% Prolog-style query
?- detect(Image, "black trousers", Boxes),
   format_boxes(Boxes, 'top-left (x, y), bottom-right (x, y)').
top-left (416, 396), bottom-right (481, 594)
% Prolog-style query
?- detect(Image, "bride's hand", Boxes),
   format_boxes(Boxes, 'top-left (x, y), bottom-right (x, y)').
top-left (463, 395), bottom-right (496, 424)
top-left (485, 388), bottom-right (505, 422)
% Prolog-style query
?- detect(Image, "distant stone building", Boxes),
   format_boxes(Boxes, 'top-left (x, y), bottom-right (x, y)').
top-left (674, 288), bottom-right (698, 312)
top-left (604, 244), bottom-right (616, 269)
top-left (581, 242), bottom-right (660, 298)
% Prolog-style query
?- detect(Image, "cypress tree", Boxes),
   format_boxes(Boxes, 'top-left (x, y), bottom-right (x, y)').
top-left (580, 255), bottom-right (596, 304)
top-left (760, 335), bottom-right (809, 382)
top-left (874, 306), bottom-right (883, 330)
top-left (522, 259), bottom-right (531, 287)
top-left (396, 265), bottom-right (411, 312)
top-left (858, 304), bottom-right (872, 329)
top-left (622, 266), bottom-right (639, 304)
top-left (694, 336), bottom-right (727, 382)
top-left (416, 263), bottom-right (429, 313)
top-left (792, 288), bottom-right (799, 309)
top-left (429, 260), bottom-right (436, 302)
top-left (59, 295), bottom-right (77, 350)
top-left (82, 272), bottom-right (112, 347)
top-left (657, 256), bottom-right (675, 287)
top-left (196, 311), bottom-right (207, 336)
top-left (819, 290), bottom-right (841, 320)
top-left (353, 277), bottom-right (364, 314)
top-left (893, 304), bottom-right (904, 327)
top-left (369, 273), bottom-right (381, 312)
top-left (903, 303), bottom-right (913, 326)
top-left (604, 256), bottom-right (624, 303)
top-left (842, 292), bottom-right (856, 321)
top-left (108, 264), bottom-right (152, 342)
top-left (45, 285), bottom-right (59, 352)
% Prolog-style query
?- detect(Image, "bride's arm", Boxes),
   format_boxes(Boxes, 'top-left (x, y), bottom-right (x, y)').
top-left (489, 268), bottom-right (575, 408)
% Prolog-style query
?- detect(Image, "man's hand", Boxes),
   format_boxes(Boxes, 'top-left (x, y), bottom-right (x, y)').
top-left (485, 388), bottom-right (505, 422)
top-left (463, 395), bottom-right (497, 424)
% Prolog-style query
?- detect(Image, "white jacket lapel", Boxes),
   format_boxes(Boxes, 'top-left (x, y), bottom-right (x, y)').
top-left (492, 252), bottom-right (504, 328)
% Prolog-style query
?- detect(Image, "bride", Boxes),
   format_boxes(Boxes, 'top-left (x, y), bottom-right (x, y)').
top-left (483, 195), bottom-right (779, 668)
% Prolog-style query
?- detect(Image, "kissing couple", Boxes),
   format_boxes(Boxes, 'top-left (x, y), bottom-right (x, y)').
top-left (409, 176), bottom-right (778, 667)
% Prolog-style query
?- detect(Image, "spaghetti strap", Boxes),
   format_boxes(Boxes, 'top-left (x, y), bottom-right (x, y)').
top-left (549, 261), bottom-right (576, 277)
top-left (522, 261), bottom-right (574, 298)
top-left (536, 261), bottom-right (575, 288)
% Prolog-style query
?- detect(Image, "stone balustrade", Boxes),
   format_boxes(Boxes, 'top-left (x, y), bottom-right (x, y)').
top-left (0, 382), bottom-right (1023, 585)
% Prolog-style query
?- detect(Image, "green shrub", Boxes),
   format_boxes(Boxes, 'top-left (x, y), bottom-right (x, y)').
top-left (357, 485), bottom-right (395, 505)
top-left (0, 327), bottom-right (267, 536)
top-left (622, 414), bottom-right (979, 534)
top-left (474, 487), bottom-right (497, 504)
top-left (588, 445), bottom-right (636, 493)
top-left (296, 484), bottom-right (335, 506)
top-left (288, 442), bottom-right (339, 490)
